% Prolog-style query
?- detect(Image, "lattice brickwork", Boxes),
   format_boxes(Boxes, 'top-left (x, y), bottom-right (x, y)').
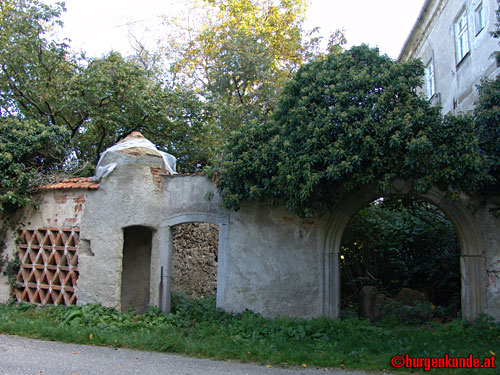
top-left (15, 228), bottom-right (79, 305)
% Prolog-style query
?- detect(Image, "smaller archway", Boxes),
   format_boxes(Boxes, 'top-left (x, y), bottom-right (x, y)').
top-left (121, 226), bottom-right (153, 313)
top-left (159, 213), bottom-right (229, 313)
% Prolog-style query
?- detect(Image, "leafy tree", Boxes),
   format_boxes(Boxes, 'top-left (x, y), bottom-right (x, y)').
top-left (0, 117), bottom-right (68, 215)
top-left (474, 77), bottom-right (500, 188)
top-left (66, 52), bottom-right (217, 172)
top-left (0, 0), bottom-right (73, 119)
top-left (490, 0), bottom-right (500, 47)
top-left (0, 0), bottom-right (69, 215)
top-left (215, 46), bottom-right (490, 217)
top-left (0, 0), bottom-right (216, 173)
top-left (340, 197), bottom-right (460, 311)
top-left (151, 0), bottom-right (345, 130)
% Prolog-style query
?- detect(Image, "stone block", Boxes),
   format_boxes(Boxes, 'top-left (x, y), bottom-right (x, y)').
top-left (396, 288), bottom-right (426, 307)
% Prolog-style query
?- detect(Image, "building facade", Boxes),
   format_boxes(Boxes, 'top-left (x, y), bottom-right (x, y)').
top-left (399, 0), bottom-right (500, 113)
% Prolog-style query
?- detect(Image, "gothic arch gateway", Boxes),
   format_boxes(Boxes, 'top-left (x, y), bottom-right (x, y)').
top-left (321, 182), bottom-right (487, 321)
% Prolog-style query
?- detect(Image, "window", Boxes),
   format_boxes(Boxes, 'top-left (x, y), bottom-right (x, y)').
top-left (425, 59), bottom-right (436, 99)
top-left (455, 10), bottom-right (470, 63)
top-left (475, 2), bottom-right (485, 35)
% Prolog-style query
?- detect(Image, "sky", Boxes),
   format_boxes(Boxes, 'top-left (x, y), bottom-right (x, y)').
top-left (54, 0), bottom-right (427, 60)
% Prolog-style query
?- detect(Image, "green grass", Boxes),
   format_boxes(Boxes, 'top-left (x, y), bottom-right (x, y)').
top-left (0, 294), bottom-right (498, 374)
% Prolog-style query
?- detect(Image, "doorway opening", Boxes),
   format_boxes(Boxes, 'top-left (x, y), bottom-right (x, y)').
top-left (172, 222), bottom-right (219, 300)
top-left (121, 226), bottom-right (152, 313)
top-left (339, 196), bottom-right (461, 321)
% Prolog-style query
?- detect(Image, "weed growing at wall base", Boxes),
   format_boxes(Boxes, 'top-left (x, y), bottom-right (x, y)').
top-left (0, 297), bottom-right (498, 374)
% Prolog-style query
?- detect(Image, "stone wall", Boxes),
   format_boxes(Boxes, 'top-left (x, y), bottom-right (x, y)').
top-left (3, 132), bottom-right (499, 321)
top-left (172, 222), bottom-right (218, 299)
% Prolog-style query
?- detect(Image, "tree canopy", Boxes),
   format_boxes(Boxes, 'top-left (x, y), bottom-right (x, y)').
top-left (215, 46), bottom-right (491, 217)
top-left (140, 0), bottom-right (345, 131)
top-left (0, 118), bottom-right (67, 216)
top-left (474, 77), bottom-right (500, 188)
top-left (0, 0), bottom-right (219, 215)
top-left (0, 0), bottom-right (71, 215)
top-left (0, 0), bottom-right (217, 173)
top-left (474, 0), bottom-right (500, 194)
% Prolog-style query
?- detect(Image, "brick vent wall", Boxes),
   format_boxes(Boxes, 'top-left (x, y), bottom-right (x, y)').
top-left (14, 228), bottom-right (79, 305)
top-left (172, 223), bottom-right (218, 299)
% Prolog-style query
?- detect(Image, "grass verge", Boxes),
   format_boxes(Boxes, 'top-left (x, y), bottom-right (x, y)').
top-left (0, 294), bottom-right (498, 374)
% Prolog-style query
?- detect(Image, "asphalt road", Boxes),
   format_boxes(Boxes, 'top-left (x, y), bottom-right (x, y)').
top-left (0, 334), bottom-right (384, 375)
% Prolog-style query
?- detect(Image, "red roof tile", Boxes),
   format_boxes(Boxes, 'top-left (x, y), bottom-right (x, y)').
top-left (40, 177), bottom-right (99, 191)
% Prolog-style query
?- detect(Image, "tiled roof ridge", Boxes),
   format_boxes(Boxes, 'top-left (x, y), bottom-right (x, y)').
top-left (40, 177), bottom-right (99, 190)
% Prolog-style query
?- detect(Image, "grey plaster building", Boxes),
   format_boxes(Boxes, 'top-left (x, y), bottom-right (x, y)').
top-left (399, 0), bottom-right (500, 113)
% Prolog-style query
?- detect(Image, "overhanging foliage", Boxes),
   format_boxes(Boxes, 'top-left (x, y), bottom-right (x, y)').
top-left (0, 0), bottom-right (219, 216)
top-left (215, 46), bottom-right (491, 217)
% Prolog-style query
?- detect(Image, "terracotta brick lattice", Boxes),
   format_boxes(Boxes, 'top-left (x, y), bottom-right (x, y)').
top-left (15, 228), bottom-right (79, 305)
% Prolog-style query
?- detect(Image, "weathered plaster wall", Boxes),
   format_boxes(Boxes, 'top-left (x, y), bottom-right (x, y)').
top-left (69, 147), bottom-right (500, 320)
top-left (78, 153), bottom-right (163, 309)
top-left (0, 189), bottom-right (88, 303)
top-left (159, 174), bottom-right (327, 318)
top-left (222, 202), bottom-right (324, 318)
top-left (76, 147), bottom-right (329, 318)
top-left (3, 137), bottom-right (499, 321)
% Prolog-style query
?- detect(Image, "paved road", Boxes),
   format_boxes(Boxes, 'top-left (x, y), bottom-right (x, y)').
top-left (0, 334), bottom-right (384, 375)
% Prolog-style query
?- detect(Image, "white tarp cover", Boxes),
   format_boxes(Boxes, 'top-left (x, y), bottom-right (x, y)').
top-left (92, 136), bottom-right (177, 182)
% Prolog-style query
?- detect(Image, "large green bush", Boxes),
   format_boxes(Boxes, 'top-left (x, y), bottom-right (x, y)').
top-left (475, 74), bottom-right (500, 194)
top-left (216, 46), bottom-right (490, 217)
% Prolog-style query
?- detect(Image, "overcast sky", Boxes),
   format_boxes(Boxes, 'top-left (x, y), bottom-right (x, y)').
top-left (55, 0), bottom-right (426, 60)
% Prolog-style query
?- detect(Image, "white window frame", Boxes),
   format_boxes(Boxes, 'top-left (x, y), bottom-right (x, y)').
top-left (425, 59), bottom-right (436, 99)
top-left (455, 9), bottom-right (470, 64)
top-left (475, 2), bottom-right (485, 35)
